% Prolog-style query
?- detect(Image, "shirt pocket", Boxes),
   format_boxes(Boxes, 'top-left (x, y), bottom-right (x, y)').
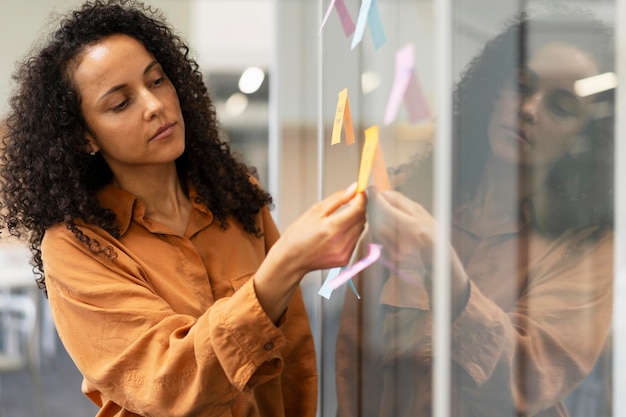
top-left (379, 271), bottom-right (430, 310)
top-left (378, 272), bottom-right (433, 366)
top-left (229, 272), bottom-right (254, 292)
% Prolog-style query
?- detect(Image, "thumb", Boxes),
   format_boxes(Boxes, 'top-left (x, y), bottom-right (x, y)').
top-left (379, 190), bottom-right (418, 216)
top-left (320, 182), bottom-right (359, 216)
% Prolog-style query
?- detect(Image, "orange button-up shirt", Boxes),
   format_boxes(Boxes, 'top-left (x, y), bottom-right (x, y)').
top-left (42, 184), bottom-right (317, 417)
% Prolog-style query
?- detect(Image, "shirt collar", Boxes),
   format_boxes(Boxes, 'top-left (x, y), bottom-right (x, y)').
top-left (453, 194), bottom-right (537, 238)
top-left (96, 184), bottom-right (137, 236)
top-left (95, 180), bottom-right (213, 237)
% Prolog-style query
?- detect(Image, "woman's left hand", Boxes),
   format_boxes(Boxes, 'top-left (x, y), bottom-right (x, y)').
top-left (369, 187), bottom-right (435, 270)
top-left (369, 187), bottom-right (470, 316)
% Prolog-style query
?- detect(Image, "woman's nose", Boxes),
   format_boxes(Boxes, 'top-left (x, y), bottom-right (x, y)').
top-left (519, 93), bottom-right (541, 124)
top-left (142, 90), bottom-right (164, 120)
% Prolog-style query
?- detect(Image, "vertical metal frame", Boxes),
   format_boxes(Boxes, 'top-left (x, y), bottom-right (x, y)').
top-left (316, 2), bottom-right (326, 415)
top-left (433, 0), bottom-right (453, 416)
top-left (613, 0), bottom-right (626, 414)
top-left (268, 0), bottom-right (280, 221)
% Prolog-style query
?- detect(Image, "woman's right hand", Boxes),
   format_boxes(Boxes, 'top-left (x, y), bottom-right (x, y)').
top-left (254, 183), bottom-right (367, 322)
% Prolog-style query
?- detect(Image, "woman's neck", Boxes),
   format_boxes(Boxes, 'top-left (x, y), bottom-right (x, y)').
top-left (473, 155), bottom-right (553, 218)
top-left (111, 163), bottom-right (191, 233)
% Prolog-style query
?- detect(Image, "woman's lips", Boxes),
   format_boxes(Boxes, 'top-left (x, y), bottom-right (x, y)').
top-left (150, 123), bottom-right (175, 141)
top-left (502, 125), bottom-right (531, 144)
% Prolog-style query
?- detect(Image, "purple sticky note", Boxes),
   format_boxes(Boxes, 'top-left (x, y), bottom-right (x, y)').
top-left (328, 244), bottom-right (382, 290)
top-left (384, 43), bottom-right (431, 125)
top-left (319, 0), bottom-right (355, 37)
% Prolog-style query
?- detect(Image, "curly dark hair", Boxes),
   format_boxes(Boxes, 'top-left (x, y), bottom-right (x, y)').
top-left (0, 0), bottom-right (272, 292)
top-left (399, 11), bottom-right (614, 237)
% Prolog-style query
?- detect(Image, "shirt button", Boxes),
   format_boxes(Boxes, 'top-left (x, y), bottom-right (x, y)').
top-left (263, 342), bottom-right (274, 351)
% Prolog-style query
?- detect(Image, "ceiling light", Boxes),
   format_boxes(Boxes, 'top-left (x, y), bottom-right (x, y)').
top-left (238, 67), bottom-right (265, 94)
top-left (574, 72), bottom-right (617, 97)
top-left (225, 93), bottom-right (248, 116)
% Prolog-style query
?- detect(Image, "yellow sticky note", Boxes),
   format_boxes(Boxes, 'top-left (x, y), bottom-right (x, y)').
top-left (357, 125), bottom-right (379, 192)
top-left (373, 141), bottom-right (391, 191)
top-left (331, 88), bottom-right (355, 146)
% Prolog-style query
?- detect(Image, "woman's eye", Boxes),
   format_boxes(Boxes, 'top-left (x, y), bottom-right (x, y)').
top-left (152, 77), bottom-right (166, 87)
top-left (112, 99), bottom-right (129, 112)
top-left (548, 93), bottom-right (581, 117)
top-left (515, 69), bottom-right (536, 95)
top-left (517, 81), bottom-right (530, 94)
top-left (516, 78), bottom-right (535, 95)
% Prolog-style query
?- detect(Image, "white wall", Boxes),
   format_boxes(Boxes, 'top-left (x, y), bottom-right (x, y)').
top-left (0, 0), bottom-right (191, 118)
top-left (189, 0), bottom-right (273, 72)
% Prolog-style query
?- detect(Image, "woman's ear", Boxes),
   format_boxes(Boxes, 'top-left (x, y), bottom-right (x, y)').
top-left (84, 131), bottom-right (100, 155)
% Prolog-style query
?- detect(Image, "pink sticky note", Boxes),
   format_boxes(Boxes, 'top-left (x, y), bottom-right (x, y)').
top-left (319, 0), bottom-right (356, 37)
top-left (384, 43), bottom-right (431, 125)
top-left (328, 244), bottom-right (382, 290)
top-left (404, 68), bottom-right (432, 123)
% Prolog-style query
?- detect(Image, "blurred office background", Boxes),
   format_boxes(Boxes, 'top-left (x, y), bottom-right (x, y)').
top-left (0, 1), bottom-right (622, 416)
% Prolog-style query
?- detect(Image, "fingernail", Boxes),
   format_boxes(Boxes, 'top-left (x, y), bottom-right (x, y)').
top-left (344, 182), bottom-right (358, 197)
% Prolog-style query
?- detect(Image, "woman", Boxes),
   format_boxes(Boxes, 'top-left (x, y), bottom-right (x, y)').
top-left (0, 1), bottom-right (366, 416)
top-left (336, 12), bottom-right (614, 417)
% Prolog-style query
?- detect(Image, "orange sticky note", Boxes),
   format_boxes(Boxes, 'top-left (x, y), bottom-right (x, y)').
top-left (372, 142), bottom-right (391, 191)
top-left (331, 88), bottom-right (355, 146)
top-left (357, 125), bottom-right (380, 192)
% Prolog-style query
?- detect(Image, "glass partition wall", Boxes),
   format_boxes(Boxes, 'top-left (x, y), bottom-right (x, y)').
top-left (274, 1), bottom-right (620, 416)
top-left (0, 1), bottom-right (621, 416)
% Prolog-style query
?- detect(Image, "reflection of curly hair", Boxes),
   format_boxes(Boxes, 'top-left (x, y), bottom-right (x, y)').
top-left (0, 0), bottom-right (272, 292)
top-left (400, 11), bottom-right (614, 237)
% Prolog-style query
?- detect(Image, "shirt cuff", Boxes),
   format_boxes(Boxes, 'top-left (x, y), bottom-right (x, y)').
top-left (450, 281), bottom-right (512, 386)
top-left (208, 277), bottom-right (287, 391)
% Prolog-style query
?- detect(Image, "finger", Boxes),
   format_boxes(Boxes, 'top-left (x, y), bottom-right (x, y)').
top-left (371, 190), bottom-right (403, 225)
top-left (330, 193), bottom-right (367, 230)
top-left (379, 190), bottom-right (422, 216)
top-left (371, 221), bottom-right (397, 247)
top-left (319, 182), bottom-right (361, 217)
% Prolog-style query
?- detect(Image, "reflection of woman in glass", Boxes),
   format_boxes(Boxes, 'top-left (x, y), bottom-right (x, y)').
top-left (336, 12), bottom-right (614, 417)
top-left (0, 1), bottom-right (366, 416)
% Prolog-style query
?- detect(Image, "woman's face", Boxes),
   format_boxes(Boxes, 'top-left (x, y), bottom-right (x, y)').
top-left (487, 41), bottom-right (599, 167)
top-left (72, 34), bottom-right (185, 174)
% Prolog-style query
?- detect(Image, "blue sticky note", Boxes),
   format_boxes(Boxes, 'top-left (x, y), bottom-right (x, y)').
top-left (318, 267), bottom-right (342, 299)
top-left (351, 0), bottom-right (386, 50)
top-left (368, 0), bottom-right (386, 49)
top-left (348, 279), bottom-right (361, 299)
top-left (318, 267), bottom-right (361, 300)
top-left (350, 0), bottom-right (372, 50)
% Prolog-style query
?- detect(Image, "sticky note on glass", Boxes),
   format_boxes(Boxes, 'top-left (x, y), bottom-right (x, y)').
top-left (331, 88), bottom-right (355, 146)
top-left (319, 0), bottom-right (355, 37)
top-left (372, 141), bottom-right (391, 191)
top-left (357, 125), bottom-right (380, 192)
top-left (351, 0), bottom-right (386, 50)
top-left (318, 266), bottom-right (361, 300)
top-left (327, 244), bottom-right (382, 290)
top-left (384, 43), bottom-right (432, 125)
top-left (318, 266), bottom-right (341, 299)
